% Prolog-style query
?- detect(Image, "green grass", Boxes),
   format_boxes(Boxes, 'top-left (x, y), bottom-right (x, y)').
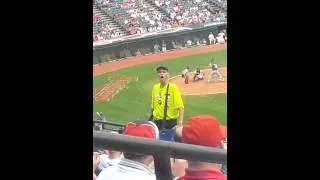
top-left (183, 94), bottom-right (227, 125)
top-left (93, 49), bottom-right (227, 125)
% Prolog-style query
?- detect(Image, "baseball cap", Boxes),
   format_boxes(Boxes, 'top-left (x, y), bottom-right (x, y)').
top-left (219, 125), bottom-right (227, 139)
top-left (124, 121), bottom-right (159, 139)
top-left (156, 66), bottom-right (168, 72)
top-left (182, 115), bottom-right (223, 148)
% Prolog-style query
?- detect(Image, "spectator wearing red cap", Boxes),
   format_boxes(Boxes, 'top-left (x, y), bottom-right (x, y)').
top-left (176, 115), bottom-right (227, 180)
top-left (97, 121), bottom-right (158, 180)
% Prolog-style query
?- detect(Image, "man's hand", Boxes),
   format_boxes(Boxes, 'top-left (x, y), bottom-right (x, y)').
top-left (177, 118), bottom-right (183, 127)
top-left (177, 108), bottom-right (184, 127)
top-left (93, 152), bottom-right (100, 172)
top-left (174, 126), bottom-right (183, 141)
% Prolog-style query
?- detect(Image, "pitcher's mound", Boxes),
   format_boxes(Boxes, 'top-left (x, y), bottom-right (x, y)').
top-left (170, 67), bottom-right (227, 95)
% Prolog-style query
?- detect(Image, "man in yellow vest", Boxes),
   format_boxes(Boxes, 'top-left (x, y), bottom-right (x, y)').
top-left (150, 66), bottom-right (184, 130)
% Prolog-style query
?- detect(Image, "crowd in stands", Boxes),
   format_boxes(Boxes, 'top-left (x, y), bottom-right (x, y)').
top-left (93, 115), bottom-right (227, 180)
top-left (215, 0), bottom-right (227, 10)
top-left (205, 0), bottom-right (227, 18)
top-left (93, 0), bottom-right (226, 42)
top-left (93, 10), bottom-right (122, 42)
top-left (95, 0), bottom-right (175, 36)
top-left (154, 0), bottom-right (225, 28)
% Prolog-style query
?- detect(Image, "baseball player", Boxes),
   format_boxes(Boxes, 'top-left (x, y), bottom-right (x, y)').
top-left (208, 60), bottom-right (224, 83)
top-left (208, 32), bottom-right (216, 44)
top-left (216, 30), bottom-right (226, 44)
top-left (181, 67), bottom-right (189, 84)
top-left (193, 68), bottom-right (204, 81)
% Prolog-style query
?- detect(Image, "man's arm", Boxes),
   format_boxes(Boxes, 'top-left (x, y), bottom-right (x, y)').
top-left (173, 84), bottom-right (184, 127)
top-left (149, 108), bottom-right (154, 121)
top-left (149, 86), bottom-right (154, 121)
top-left (177, 107), bottom-right (184, 127)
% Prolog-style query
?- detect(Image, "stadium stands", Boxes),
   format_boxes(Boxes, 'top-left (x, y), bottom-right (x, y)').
top-left (93, 0), bottom-right (226, 42)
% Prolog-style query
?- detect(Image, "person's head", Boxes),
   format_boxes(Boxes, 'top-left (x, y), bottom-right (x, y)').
top-left (106, 131), bottom-right (123, 159)
top-left (186, 66), bottom-right (189, 70)
top-left (182, 115), bottom-right (225, 169)
top-left (123, 121), bottom-right (159, 166)
top-left (156, 66), bottom-right (169, 85)
top-left (182, 115), bottom-right (224, 148)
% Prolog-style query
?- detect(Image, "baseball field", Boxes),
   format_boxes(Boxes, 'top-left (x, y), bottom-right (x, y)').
top-left (93, 44), bottom-right (227, 125)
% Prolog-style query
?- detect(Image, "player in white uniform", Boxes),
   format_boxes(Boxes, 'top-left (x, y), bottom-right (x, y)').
top-left (181, 67), bottom-right (189, 84)
top-left (216, 31), bottom-right (226, 44)
top-left (208, 32), bottom-right (216, 44)
top-left (208, 61), bottom-right (224, 83)
top-left (181, 67), bottom-right (189, 78)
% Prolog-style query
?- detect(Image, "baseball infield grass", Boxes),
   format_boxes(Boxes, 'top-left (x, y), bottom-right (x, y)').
top-left (93, 49), bottom-right (227, 125)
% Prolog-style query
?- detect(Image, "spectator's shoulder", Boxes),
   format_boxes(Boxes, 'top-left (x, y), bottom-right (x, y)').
top-left (96, 166), bottom-right (117, 180)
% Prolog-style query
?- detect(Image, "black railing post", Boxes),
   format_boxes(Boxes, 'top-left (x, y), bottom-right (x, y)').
top-left (154, 153), bottom-right (172, 180)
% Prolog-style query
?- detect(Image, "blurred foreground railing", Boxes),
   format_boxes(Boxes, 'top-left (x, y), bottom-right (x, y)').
top-left (93, 130), bottom-right (227, 180)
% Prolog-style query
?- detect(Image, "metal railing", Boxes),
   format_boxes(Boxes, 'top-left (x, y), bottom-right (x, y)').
top-left (92, 120), bottom-right (125, 127)
top-left (93, 130), bottom-right (227, 180)
top-left (93, 120), bottom-right (125, 132)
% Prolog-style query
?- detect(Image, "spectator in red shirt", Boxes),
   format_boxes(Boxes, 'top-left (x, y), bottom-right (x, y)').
top-left (176, 115), bottom-right (227, 180)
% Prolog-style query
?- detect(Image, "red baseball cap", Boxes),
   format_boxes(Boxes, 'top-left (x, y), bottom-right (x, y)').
top-left (219, 125), bottom-right (227, 139)
top-left (124, 121), bottom-right (159, 139)
top-left (182, 115), bottom-right (223, 148)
